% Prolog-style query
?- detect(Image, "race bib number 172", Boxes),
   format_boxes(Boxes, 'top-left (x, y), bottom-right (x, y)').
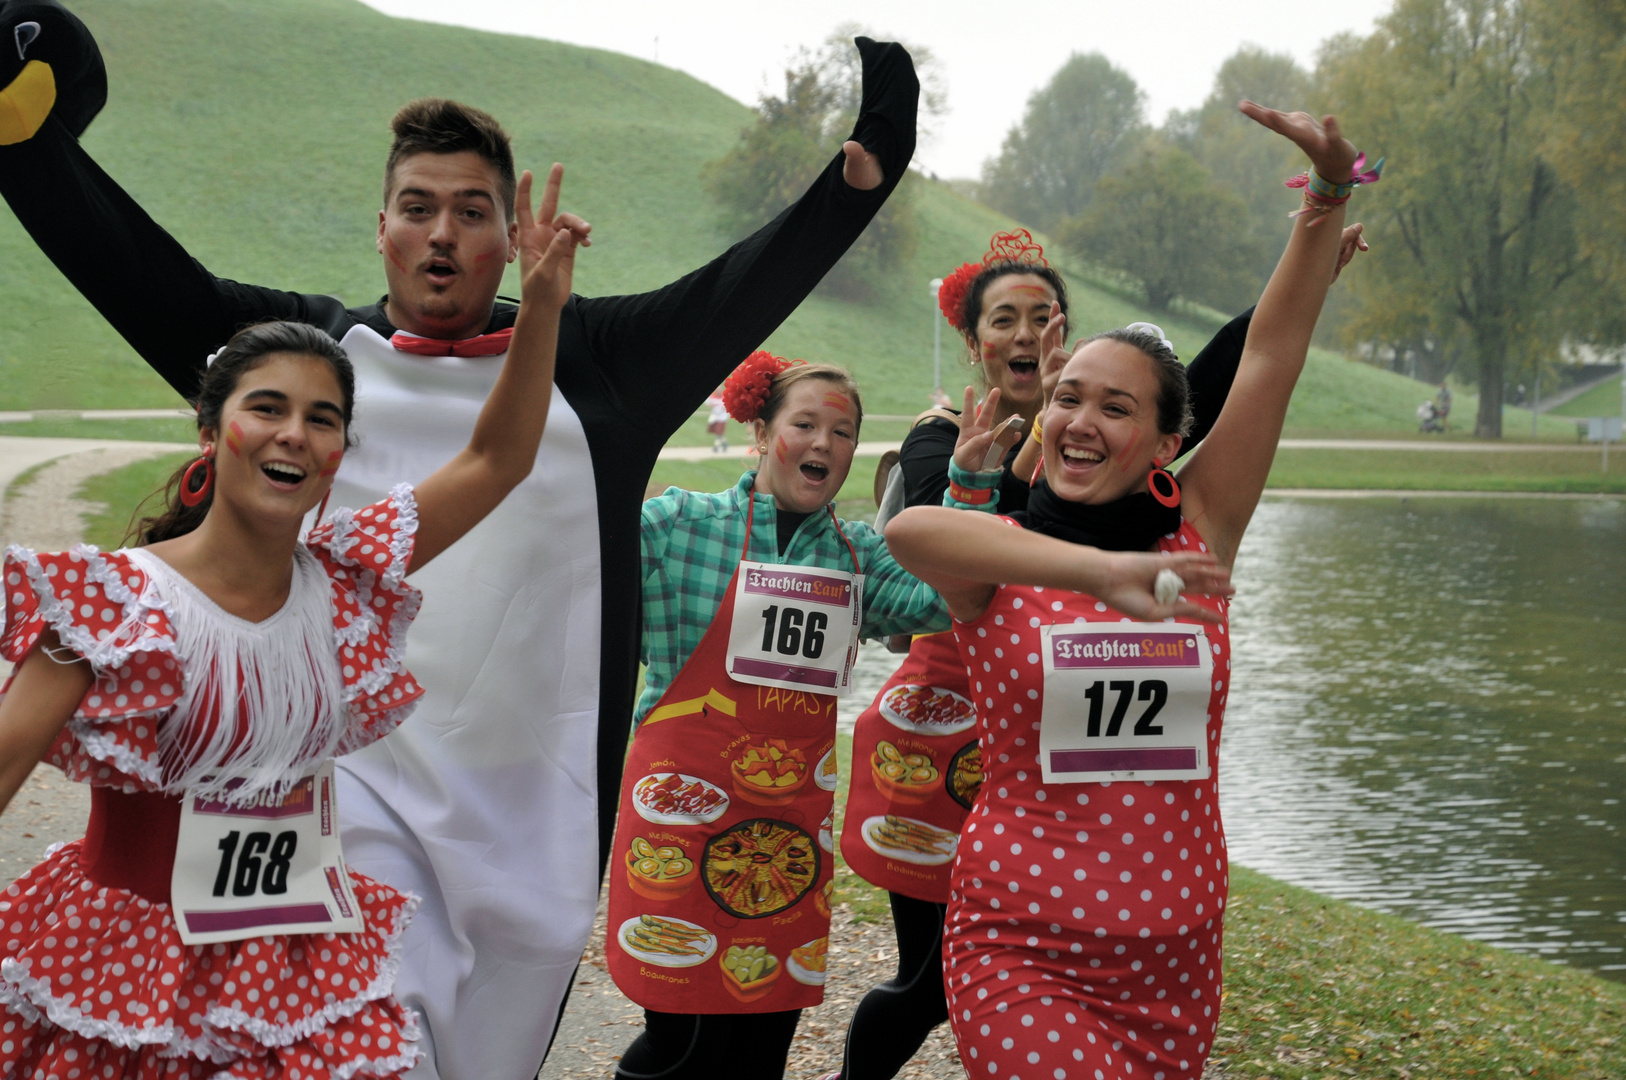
top-left (1038, 622), bottom-right (1214, 784)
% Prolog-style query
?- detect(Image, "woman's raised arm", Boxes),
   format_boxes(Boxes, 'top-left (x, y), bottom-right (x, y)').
top-left (405, 169), bottom-right (582, 573)
top-left (885, 507), bottom-right (1230, 625)
top-left (1177, 106), bottom-right (1364, 567)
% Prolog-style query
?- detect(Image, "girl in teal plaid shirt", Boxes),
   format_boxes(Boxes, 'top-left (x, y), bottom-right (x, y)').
top-left (608, 352), bottom-right (985, 1080)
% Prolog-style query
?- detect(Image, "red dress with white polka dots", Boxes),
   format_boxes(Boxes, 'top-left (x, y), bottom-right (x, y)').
top-left (944, 519), bottom-right (1230, 1080)
top-left (0, 485), bottom-right (426, 1080)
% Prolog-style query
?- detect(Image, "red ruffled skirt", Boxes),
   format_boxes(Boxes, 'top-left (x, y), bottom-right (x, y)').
top-left (0, 841), bottom-right (421, 1079)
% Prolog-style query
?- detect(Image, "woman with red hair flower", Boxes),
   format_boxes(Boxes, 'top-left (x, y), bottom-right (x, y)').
top-left (602, 353), bottom-right (954, 1079)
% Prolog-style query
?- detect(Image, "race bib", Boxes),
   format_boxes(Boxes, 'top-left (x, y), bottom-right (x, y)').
top-left (726, 561), bottom-right (864, 696)
top-left (171, 760), bottom-right (364, 944)
top-left (1038, 622), bottom-right (1213, 783)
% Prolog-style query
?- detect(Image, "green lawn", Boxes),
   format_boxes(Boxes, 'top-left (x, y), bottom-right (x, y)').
top-left (1548, 372), bottom-right (1625, 419)
top-left (1267, 447), bottom-right (1626, 493)
top-left (75, 451), bottom-right (194, 551)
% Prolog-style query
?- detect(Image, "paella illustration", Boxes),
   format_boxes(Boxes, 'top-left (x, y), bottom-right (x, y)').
top-left (703, 818), bottom-right (820, 918)
top-left (947, 740), bottom-right (985, 810)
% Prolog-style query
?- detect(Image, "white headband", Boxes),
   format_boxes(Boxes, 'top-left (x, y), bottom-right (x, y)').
top-left (1125, 322), bottom-right (1175, 358)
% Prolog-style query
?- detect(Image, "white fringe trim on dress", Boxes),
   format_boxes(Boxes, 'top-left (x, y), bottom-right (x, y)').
top-left (125, 547), bottom-right (349, 807)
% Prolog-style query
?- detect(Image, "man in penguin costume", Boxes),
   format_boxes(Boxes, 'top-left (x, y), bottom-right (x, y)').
top-left (0, 3), bottom-right (919, 1077)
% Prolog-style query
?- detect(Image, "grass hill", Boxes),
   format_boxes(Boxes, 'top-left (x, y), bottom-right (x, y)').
top-left (0, 0), bottom-right (1568, 441)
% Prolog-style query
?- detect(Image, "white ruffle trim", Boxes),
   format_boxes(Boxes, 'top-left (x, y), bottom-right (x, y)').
top-left (69, 721), bottom-right (163, 785)
top-left (0, 889), bottom-right (422, 1067)
top-left (204, 890), bottom-right (421, 1050)
top-left (4, 545), bottom-right (178, 677)
top-left (313, 486), bottom-right (420, 702)
top-left (379, 484), bottom-right (417, 592)
top-left (0, 959), bottom-right (180, 1051)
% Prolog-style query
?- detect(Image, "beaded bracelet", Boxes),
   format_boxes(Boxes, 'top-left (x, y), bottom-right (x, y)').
top-left (1284, 153), bottom-right (1384, 225)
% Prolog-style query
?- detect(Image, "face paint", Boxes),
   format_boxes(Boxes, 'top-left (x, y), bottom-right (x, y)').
top-left (774, 436), bottom-right (789, 464)
top-left (1119, 428), bottom-right (1141, 472)
top-left (1008, 285), bottom-right (1052, 299)
top-left (225, 421), bottom-right (244, 457)
top-left (473, 248), bottom-right (500, 266)
top-left (822, 391), bottom-right (852, 413)
top-left (384, 235), bottom-right (409, 273)
top-left (318, 449), bottom-right (344, 478)
top-left (982, 343), bottom-right (997, 361)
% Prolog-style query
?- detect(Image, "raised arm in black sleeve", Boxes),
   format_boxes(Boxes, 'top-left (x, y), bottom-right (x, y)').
top-left (572, 37), bottom-right (920, 456)
top-left (1176, 306), bottom-right (1253, 460)
top-left (0, 0), bottom-right (330, 400)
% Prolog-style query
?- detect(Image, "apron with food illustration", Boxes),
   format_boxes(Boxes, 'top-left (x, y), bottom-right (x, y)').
top-left (607, 502), bottom-right (860, 1013)
top-left (840, 631), bottom-right (981, 901)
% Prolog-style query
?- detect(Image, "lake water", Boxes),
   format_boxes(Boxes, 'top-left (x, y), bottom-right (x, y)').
top-left (839, 495), bottom-right (1626, 979)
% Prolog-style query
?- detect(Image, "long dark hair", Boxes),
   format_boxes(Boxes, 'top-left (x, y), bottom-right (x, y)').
top-left (130, 322), bottom-right (356, 545)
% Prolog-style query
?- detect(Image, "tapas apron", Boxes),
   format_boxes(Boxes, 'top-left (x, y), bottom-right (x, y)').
top-left (840, 632), bottom-right (980, 901)
top-left (607, 501), bottom-right (861, 1013)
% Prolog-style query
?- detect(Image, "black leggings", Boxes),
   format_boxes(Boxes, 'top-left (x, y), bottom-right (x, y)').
top-left (615, 1008), bottom-right (803, 1080)
top-left (837, 892), bottom-right (950, 1080)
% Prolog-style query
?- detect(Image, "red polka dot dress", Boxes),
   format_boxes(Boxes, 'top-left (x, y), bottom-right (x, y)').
top-left (944, 520), bottom-right (1230, 1080)
top-left (0, 485), bottom-right (427, 1079)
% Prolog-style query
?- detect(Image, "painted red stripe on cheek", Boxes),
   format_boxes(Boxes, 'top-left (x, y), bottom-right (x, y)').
top-left (318, 450), bottom-right (343, 478)
top-left (384, 236), bottom-right (409, 273)
top-left (225, 421), bottom-right (244, 456)
top-left (775, 436), bottom-right (789, 464)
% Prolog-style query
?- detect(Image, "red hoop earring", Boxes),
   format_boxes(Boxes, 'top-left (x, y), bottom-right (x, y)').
top-left (179, 450), bottom-right (214, 507)
top-left (1147, 466), bottom-right (1180, 508)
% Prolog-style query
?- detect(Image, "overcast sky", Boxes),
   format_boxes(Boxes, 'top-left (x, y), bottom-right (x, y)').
top-left (362, 0), bottom-right (1395, 179)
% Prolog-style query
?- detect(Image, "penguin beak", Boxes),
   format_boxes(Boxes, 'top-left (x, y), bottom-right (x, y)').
top-left (0, 59), bottom-right (55, 145)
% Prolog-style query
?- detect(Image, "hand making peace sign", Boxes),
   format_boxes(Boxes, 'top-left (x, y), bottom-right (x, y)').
top-left (516, 164), bottom-right (593, 294)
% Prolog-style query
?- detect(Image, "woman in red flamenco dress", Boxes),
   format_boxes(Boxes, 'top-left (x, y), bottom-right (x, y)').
top-left (886, 104), bottom-right (1373, 1080)
top-left (0, 187), bottom-right (583, 1079)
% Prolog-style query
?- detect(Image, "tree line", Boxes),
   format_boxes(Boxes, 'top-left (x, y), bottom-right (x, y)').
top-left (981, 0), bottom-right (1624, 438)
top-left (701, 1), bottom-right (1622, 437)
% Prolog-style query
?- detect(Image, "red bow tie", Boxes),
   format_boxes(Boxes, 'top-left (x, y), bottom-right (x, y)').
top-left (390, 328), bottom-right (513, 357)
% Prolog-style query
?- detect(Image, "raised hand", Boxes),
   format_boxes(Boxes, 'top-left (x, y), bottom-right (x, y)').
top-left (516, 165), bottom-right (593, 283)
top-left (1331, 222), bottom-right (1369, 283)
top-left (520, 211), bottom-right (580, 313)
top-left (1038, 300), bottom-right (1069, 410)
top-left (842, 141), bottom-right (884, 191)
top-left (952, 386), bottom-right (1022, 474)
top-left (1238, 101), bottom-right (1359, 184)
top-left (1095, 551), bottom-right (1234, 625)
